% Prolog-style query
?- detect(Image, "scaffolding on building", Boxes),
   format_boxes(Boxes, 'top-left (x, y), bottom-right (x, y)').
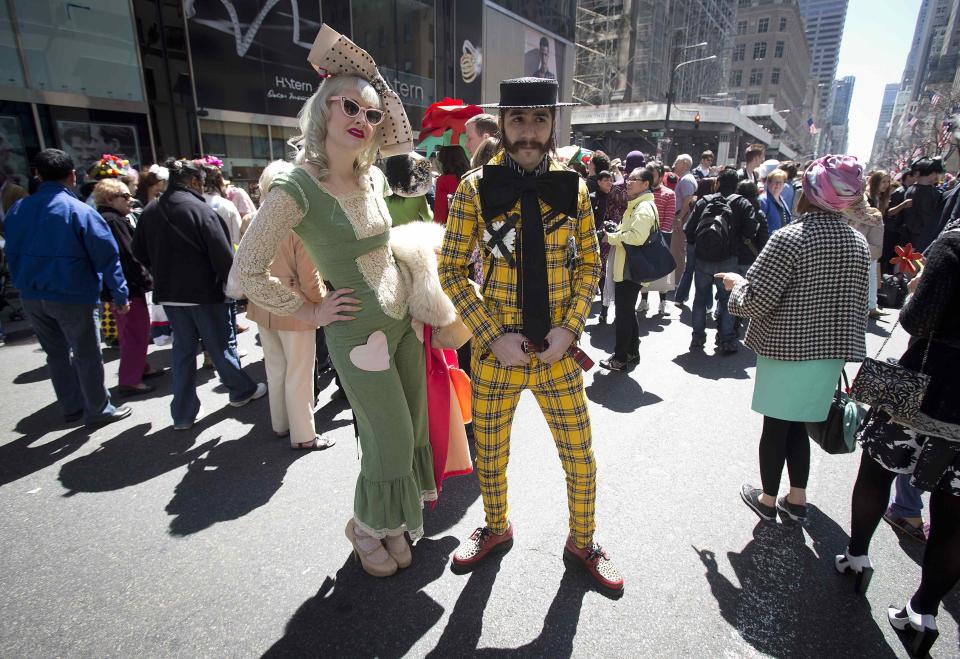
top-left (573, 0), bottom-right (629, 105)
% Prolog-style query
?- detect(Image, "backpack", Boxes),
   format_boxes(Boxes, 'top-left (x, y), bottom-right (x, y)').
top-left (695, 194), bottom-right (739, 261)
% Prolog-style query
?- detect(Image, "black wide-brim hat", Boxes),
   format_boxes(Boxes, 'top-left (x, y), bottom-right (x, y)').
top-left (479, 77), bottom-right (577, 109)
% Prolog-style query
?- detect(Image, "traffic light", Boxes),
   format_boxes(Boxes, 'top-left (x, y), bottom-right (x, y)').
top-left (694, 112), bottom-right (701, 129)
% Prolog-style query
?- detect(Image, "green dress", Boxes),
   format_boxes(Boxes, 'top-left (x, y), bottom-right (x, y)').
top-left (265, 166), bottom-right (436, 540)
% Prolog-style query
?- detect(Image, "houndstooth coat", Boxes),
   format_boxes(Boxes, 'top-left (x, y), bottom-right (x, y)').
top-left (728, 210), bottom-right (870, 361)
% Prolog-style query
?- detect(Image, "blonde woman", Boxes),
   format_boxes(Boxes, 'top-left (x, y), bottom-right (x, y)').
top-left (235, 27), bottom-right (433, 578)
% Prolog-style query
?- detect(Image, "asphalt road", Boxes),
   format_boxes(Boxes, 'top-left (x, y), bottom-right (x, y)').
top-left (0, 301), bottom-right (956, 658)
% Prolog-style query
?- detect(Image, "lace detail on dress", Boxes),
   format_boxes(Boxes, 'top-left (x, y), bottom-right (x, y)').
top-left (338, 190), bottom-right (408, 320)
top-left (234, 188), bottom-right (306, 316)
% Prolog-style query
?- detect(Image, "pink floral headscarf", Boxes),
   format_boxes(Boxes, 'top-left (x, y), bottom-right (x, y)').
top-left (802, 154), bottom-right (865, 212)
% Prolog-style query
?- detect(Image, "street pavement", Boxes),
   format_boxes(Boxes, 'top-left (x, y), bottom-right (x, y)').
top-left (0, 301), bottom-right (957, 658)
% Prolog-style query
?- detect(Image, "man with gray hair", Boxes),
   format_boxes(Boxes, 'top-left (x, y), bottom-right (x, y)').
top-left (464, 113), bottom-right (499, 157)
top-left (672, 154), bottom-right (699, 305)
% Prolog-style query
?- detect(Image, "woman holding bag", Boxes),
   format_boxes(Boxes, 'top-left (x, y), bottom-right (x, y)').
top-left (599, 165), bottom-right (659, 371)
top-left (719, 155), bottom-right (870, 526)
top-left (835, 222), bottom-right (960, 657)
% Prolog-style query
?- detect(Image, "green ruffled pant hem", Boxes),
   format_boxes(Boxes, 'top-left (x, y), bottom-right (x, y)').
top-left (353, 444), bottom-right (436, 542)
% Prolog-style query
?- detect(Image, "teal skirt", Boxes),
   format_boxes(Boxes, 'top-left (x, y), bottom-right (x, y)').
top-left (752, 356), bottom-right (845, 422)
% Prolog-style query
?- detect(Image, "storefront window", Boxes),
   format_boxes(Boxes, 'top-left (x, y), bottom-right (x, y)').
top-left (270, 125), bottom-right (300, 163)
top-left (0, 101), bottom-right (39, 184)
top-left (200, 119), bottom-right (269, 186)
top-left (13, 0), bottom-right (142, 101)
top-left (352, 0), bottom-right (436, 130)
top-left (0, 3), bottom-right (24, 88)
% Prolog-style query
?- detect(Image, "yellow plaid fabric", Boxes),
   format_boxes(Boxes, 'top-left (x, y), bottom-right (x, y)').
top-left (438, 151), bottom-right (601, 349)
top-left (472, 351), bottom-right (596, 548)
top-left (439, 151), bottom-right (601, 549)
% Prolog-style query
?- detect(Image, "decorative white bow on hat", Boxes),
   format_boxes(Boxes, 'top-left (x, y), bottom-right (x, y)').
top-left (307, 25), bottom-right (414, 157)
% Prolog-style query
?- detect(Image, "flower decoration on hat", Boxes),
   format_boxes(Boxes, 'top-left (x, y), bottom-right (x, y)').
top-left (417, 98), bottom-right (483, 158)
top-left (201, 155), bottom-right (223, 169)
top-left (88, 154), bottom-right (130, 180)
top-left (307, 24), bottom-right (414, 156)
top-left (890, 243), bottom-right (924, 275)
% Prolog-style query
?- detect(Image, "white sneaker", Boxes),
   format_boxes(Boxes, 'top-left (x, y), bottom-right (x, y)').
top-left (153, 334), bottom-right (172, 346)
top-left (230, 382), bottom-right (267, 407)
top-left (637, 300), bottom-right (649, 317)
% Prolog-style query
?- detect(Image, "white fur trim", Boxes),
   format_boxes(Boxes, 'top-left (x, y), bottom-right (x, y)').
top-left (389, 221), bottom-right (458, 327)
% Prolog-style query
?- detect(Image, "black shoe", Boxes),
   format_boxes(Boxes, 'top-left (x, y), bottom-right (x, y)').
top-left (598, 311), bottom-right (608, 325)
top-left (599, 357), bottom-right (627, 371)
top-left (776, 496), bottom-right (807, 525)
top-left (720, 340), bottom-right (740, 354)
top-left (117, 383), bottom-right (155, 397)
top-left (690, 336), bottom-right (706, 349)
top-left (63, 410), bottom-right (83, 423)
top-left (740, 484), bottom-right (776, 521)
top-left (85, 405), bottom-right (132, 427)
top-left (626, 353), bottom-right (640, 364)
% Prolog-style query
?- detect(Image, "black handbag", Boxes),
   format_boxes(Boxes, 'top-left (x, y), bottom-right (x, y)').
top-left (624, 229), bottom-right (676, 283)
top-left (877, 273), bottom-right (908, 308)
top-left (806, 371), bottom-right (864, 454)
top-left (850, 318), bottom-right (931, 424)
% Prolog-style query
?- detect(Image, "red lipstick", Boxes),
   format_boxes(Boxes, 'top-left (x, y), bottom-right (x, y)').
top-left (347, 128), bottom-right (365, 139)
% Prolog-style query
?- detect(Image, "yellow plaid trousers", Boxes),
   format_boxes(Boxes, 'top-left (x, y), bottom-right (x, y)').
top-left (472, 349), bottom-right (597, 548)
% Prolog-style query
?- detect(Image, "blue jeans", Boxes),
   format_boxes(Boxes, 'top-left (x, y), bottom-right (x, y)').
top-left (889, 473), bottom-right (924, 518)
top-left (674, 243), bottom-right (696, 303)
top-left (165, 303), bottom-right (257, 426)
top-left (693, 257), bottom-right (738, 343)
top-left (22, 298), bottom-right (118, 422)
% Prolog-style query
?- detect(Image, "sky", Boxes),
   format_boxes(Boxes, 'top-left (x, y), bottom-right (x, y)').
top-left (834, 0), bottom-right (922, 162)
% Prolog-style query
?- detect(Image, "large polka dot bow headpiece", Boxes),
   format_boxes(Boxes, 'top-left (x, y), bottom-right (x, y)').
top-left (308, 24), bottom-right (414, 157)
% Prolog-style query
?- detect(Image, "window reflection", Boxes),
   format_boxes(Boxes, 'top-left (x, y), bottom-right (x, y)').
top-left (0, 3), bottom-right (24, 87)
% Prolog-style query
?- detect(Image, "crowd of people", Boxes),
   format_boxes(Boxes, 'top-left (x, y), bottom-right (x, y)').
top-left (1, 23), bottom-right (958, 655)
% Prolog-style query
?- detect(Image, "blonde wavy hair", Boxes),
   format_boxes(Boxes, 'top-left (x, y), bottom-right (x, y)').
top-left (92, 178), bottom-right (130, 207)
top-left (289, 75), bottom-right (381, 183)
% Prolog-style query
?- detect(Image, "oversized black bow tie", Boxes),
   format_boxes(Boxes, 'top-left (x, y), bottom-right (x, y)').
top-left (478, 165), bottom-right (580, 223)
top-left (478, 164), bottom-right (580, 348)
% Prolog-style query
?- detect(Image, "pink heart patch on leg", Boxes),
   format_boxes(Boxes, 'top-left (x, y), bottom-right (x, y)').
top-left (349, 330), bottom-right (390, 371)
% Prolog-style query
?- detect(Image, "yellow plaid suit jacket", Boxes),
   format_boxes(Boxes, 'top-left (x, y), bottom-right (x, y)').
top-left (438, 152), bottom-right (601, 350)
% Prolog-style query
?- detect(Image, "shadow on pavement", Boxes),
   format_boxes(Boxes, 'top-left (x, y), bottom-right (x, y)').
top-left (165, 417), bottom-right (350, 537)
top-left (0, 426), bottom-right (92, 487)
top-left (696, 510), bottom-right (897, 658)
top-left (583, 320), bottom-right (614, 353)
top-left (431, 557), bottom-right (600, 657)
top-left (262, 536), bottom-right (458, 658)
top-left (12, 364), bottom-right (48, 385)
top-left (585, 370), bottom-right (662, 412)
top-left (866, 318), bottom-right (894, 338)
top-left (424, 434), bottom-right (479, 537)
top-left (672, 346), bottom-right (755, 380)
top-left (637, 312), bottom-right (672, 338)
top-left (58, 422), bottom-right (220, 495)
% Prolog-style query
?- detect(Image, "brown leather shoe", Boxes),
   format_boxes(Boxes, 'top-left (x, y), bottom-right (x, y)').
top-left (452, 523), bottom-right (514, 569)
top-left (563, 535), bottom-right (624, 593)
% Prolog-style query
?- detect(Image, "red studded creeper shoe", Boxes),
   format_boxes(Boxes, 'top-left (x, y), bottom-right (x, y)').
top-left (452, 523), bottom-right (514, 569)
top-left (563, 535), bottom-right (624, 593)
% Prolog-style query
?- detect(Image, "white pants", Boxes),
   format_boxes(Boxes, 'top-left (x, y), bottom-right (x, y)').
top-left (258, 326), bottom-right (316, 445)
top-left (868, 259), bottom-right (878, 310)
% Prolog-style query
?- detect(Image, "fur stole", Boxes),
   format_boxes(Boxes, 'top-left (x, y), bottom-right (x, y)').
top-left (390, 221), bottom-right (457, 327)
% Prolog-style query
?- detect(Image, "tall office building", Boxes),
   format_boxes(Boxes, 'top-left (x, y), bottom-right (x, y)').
top-left (574, 0), bottom-right (736, 105)
top-left (797, 0), bottom-right (850, 118)
top-left (869, 83), bottom-right (900, 164)
top-left (827, 75), bottom-right (855, 153)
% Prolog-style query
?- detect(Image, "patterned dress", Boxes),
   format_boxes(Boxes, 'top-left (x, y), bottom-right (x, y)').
top-left (235, 165), bottom-right (436, 540)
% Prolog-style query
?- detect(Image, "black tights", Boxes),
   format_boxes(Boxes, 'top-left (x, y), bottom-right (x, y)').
top-left (849, 451), bottom-right (960, 615)
top-left (759, 416), bottom-right (810, 497)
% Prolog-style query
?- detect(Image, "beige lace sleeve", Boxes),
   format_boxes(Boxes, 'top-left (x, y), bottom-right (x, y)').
top-left (234, 187), bottom-right (307, 315)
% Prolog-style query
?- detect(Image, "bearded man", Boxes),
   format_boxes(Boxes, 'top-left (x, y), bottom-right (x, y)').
top-left (438, 77), bottom-right (622, 593)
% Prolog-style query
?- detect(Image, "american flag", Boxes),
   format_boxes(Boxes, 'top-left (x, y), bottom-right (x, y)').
top-left (931, 92), bottom-right (942, 107)
top-left (907, 115), bottom-right (918, 128)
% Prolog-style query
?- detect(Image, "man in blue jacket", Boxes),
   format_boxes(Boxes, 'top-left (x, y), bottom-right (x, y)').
top-left (5, 149), bottom-right (132, 425)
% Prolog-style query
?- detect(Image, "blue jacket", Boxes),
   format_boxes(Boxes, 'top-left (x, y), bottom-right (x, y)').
top-left (759, 192), bottom-right (791, 233)
top-left (4, 181), bottom-right (128, 305)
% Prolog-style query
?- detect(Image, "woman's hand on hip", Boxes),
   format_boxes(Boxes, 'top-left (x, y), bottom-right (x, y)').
top-left (292, 288), bottom-right (361, 327)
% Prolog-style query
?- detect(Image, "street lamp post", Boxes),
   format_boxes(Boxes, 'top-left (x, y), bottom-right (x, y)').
top-left (663, 51), bottom-right (717, 163)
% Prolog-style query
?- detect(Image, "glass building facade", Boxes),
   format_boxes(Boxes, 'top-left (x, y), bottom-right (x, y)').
top-left (0, 0), bottom-right (574, 195)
